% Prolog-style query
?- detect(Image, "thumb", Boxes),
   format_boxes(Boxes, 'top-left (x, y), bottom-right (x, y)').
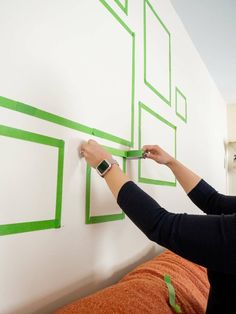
top-left (145, 152), bottom-right (157, 160)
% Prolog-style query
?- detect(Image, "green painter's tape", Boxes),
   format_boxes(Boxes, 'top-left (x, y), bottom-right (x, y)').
top-left (100, 0), bottom-right (132, 34)
top-left (114, 0), bottom-right (128, 15)
top-left (130, 32), bottom-right (135, 148)
top-left (138, 103), bottom-right (142, 180)
top-left (175, 87), bottom-right (187, 123)
top-left (139, 177), bottom-right (176, 186)
top-left (85, 146), bottom-right (126, 224)
top-left (0, 0), bottom-right (135, 147)
top-left (89, 213), bottom-right (125, 224)
top-left (54, 143), bottom-right (65, 227)
top-left (0, 124), bottom-right (64, 148)
top-left (85, 165), bottom-right (92, 224)
top-left (0, 220), bottom-right (56, 236)
top-left (138, 101), bottom-right (177, 186)
top-left (0, 125), bottom-right (65, 236)
top-left (0, 96), bottom-right (93, 135)
top-left (0, 96), bottom-right (132, 146)
top-left (164, 275), bottom-right (182, 313)
top-left (102, 145), bottom-right (127, 157)
top-left (99, 0), bottom-right (135, 146)
top-left (126, 150), bottom-right (144, 159)
top-left (92, 129), bottom-right (131, 147)
top-left (143, 0), bottom-right (171, 106)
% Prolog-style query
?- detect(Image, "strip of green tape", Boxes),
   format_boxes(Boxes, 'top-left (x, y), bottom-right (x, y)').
top-left (85, 165), bottom-right (92, 224)
top-left (0, 220), bottom-right (56, 236)
top-left (126, 150), bottom-right (144, 159)
top-left (164, 274), bottom-right (182, 313)
top-left (0, 0), bottom-right (135, 147)
top-left (0, 96), bottom-right (133, 146)
top-left (92, 129), bottom-right (130, 147)
top-left (138, 101), bottom-right (177, 186)
top-left (113, 0), bottom-right (128, 15)
top-left (138, 102), bottom-right (142, 179)
top-left (85, 146), bottom-right (126, 224)
top-left (143, 0), bottom-right (171, 106)
top-left (88, 213), bottom-right (125, 224)
top-left (0, 124), bottom-right (65, 236)
top-left (100, 0), bottom-right (132, 35)
top-left (0, 124), bottom-right (64, 148)
top-left (103, 147), bottom-right (145, 159)
top-left (139, 177), bottom-right (176, 186)
top-left (54, 142), bottom-right (65, 227)
top-left (102, 145), bottom-right (127, 157)
top-left (0, 96), bottom-right (93, 135)
top-left (175, 87), bottom-right (187, 123)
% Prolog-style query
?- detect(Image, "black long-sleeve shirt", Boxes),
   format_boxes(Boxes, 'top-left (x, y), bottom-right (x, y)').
top-left (117, 179), bottom-right (236, 314)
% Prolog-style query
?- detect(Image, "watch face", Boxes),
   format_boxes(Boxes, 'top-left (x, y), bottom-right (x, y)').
top-left (97, 160), bottom-right (110, 174)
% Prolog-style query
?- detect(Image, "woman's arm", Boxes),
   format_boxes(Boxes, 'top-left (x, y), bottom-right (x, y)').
top-left (142, 145), bottom-right (201, 194)
top-left (142, 145), bottom-right (236, 215)
top-left (187, 179), bottom-right (236, 215)
top-left (80, 139), bottom-right (130, 198)
top-left (117, 180), bottom-right (236, 273)
top-left (80, 140), bottom-right (236, 273)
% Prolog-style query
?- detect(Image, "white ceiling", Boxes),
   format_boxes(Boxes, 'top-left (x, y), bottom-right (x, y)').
top-left (170, 0), bottom-right (236, 105)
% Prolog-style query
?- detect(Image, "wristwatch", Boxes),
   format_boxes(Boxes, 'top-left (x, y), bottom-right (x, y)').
top-left (96, 158), bottom-right (119, 177)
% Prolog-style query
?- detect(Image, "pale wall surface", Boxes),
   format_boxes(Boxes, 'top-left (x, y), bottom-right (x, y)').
top-left (0, 0), bottom-right (227, 313)
top-left (226, 104), bottom-right (236, 194)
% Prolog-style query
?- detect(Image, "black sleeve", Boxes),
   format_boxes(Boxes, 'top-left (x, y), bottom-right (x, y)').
top-left (117, 181), bottom-right (236, 273)
top-left (187, 179), bottom-right (236, 215)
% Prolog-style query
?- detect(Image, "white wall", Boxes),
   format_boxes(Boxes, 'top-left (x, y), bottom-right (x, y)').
top-left (0, 0), bottom-right (227, 313)
top-left (226, 104), bottom-right (236, 194)
top-left (227, 104), bottom-right (236, 139)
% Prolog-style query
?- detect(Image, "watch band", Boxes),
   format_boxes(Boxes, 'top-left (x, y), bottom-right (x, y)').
top-left (109, 158), bottom-right (119, 167)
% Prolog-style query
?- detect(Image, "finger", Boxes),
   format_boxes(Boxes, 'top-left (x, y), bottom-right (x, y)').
top-left (79, 144), bottom-right (86, 157)
top-left (142, 145), bottom-right (156, 152)
top-left (80, 141), bottom-right (88, 151)
top-left (145, 152), bottom-right (157, 160)
top-left (83, 151), bottom-right (88, 159)
top-left (88, 139), bottom-right (97, 144)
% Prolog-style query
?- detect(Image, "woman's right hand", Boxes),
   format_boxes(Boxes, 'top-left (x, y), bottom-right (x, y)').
top-left (142, 145), bottom-right (175, 166)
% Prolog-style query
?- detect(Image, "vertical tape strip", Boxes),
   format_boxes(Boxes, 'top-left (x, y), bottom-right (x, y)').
top-left (85, 146), bottom-right (126, 224)
top-left (164, 274), bottom-right (182, 313)
top-left (138, 101), bottom-right (177, 186)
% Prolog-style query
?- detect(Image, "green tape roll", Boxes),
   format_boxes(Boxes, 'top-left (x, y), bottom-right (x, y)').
top-left (126, 150), bottom-right (145, 159)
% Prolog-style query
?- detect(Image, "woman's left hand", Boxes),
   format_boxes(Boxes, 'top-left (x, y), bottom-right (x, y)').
top-left (80, 139), bottom-right (112, 168)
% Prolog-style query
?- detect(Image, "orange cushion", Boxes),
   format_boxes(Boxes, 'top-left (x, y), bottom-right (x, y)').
top-left (54, 250), bottom-right (209, 314)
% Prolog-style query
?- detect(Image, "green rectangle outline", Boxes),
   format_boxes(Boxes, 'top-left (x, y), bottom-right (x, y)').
top-left (99, 0), bottom-right (135, 146)
top-left (175, 87), bottom-right (187, 123)
top-left (85, 146), bottom-right (126, 224)
top-left (114, 0), bottom-right (128, 15)
top-left (0, 1), bottom-right (135, 148)
top-left (0, 125), bottom-right (64, 236)
top-left (138, 101), bottom-right (177, 186)
top-left (144, 0), bottom-right (172, 106)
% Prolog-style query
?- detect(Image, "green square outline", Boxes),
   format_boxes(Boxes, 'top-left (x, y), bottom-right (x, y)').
top-left (144, 0), bottom-right (172, 107)
top-left (85, 146), bottom-right (126, 224)
top-left (175, 87), bottom-right (187, 123)
top-left (0, 125), bottom-right (64, 236)
top-left (114, 0), bottom-right (128, 15)
top-left (138, 101), bottom-right (177, 186)
top-left (0, 0), bottom-right (135, 147)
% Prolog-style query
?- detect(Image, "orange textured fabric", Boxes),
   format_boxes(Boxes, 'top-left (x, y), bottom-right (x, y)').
top-left (55, 250), bottom-right (209, 314)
